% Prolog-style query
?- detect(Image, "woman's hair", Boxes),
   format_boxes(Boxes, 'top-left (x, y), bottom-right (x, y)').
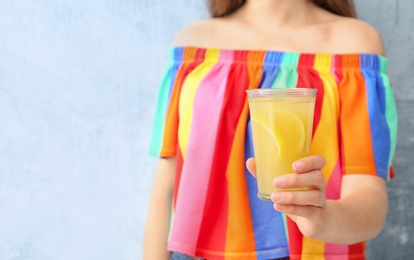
top-left (207, 0), bottom-right (357, 18)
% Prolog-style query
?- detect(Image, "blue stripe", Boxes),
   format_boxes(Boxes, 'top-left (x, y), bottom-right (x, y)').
top-left (168, 47), bottom-right (184, 97)
top-left (361, 54), bottom-right (391, 178)
top-left (260, 52), bottom-right (285, 89)
top-left (245, 118), bottom-right (289, 259)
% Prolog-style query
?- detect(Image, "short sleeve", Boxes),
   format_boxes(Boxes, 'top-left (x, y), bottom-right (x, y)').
top-left (339, 55), bottom-right (398, 180)
top-left (148, 48), bottom-right (183, 157)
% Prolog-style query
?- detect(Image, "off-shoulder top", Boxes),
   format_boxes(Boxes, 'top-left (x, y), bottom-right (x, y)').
top-left (149, 47), bottom-right (398, 260)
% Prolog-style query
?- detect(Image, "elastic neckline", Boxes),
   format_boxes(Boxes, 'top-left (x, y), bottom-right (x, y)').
top-left (169, 46), bottom-right (388, 72)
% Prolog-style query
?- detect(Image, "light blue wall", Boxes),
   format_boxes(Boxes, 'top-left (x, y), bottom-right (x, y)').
top-left (0, 1), bottom-right (412, 259)
top-left (0, 1), bottom-right (206, 259)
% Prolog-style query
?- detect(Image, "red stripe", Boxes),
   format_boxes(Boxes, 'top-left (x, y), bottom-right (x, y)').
top-left (296, 54), bottom-right (324, 137)
top-left (196, 51), bottom-right (251, 254)
top-left (223, 51), bottom-right (257, 252)
top-left (348, 242), bottom-right (366, 259)
top-left (390, 166), bottom-right (395, 179)
top-left (173, 148), bottom-right (183, 209)
top-left (286, 216), bottom-right (303, 257)
top-left (288, 54), bottom-right (325, 257)
top-left (334, 55), bottom-right (346, 173)
top-left (333, 55), bottom-right (344, 83)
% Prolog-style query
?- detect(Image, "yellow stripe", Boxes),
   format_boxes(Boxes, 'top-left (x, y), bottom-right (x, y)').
top-left (178, 49), bottom-right (220, 159)
top-left (303, 54), bottom-right (340, 256)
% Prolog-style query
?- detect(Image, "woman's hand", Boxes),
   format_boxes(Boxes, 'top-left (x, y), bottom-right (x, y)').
top-left (246, 155), bottom-right (328, 238)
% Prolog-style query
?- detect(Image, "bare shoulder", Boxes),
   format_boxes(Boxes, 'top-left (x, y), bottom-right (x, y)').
top-left (330, 17), bottom-right (385, 55)
top-left (173, 19), bottom-right (222, 47)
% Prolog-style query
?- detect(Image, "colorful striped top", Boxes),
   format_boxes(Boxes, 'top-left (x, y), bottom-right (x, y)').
top-left (149, 47), bottom-right (398, 260)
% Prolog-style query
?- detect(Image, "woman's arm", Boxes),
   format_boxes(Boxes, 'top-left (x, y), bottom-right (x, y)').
top-left (143, 157), bottom-right (176, 259)
top-left (246, 155), bottom-right (388, 244)
top-left (320, 174), bottom-right (388, 244)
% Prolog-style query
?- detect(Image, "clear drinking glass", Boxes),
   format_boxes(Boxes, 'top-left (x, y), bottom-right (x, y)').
top-left (246, 88), bottom-right (317, 201)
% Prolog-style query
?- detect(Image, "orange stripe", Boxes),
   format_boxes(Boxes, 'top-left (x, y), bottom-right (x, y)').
top-left (160, 48), bottom-right (198, 156)
top-left (339, 59), bottom-right (376, 175)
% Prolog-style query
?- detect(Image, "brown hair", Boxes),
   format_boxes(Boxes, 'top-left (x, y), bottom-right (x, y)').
top-left (207, 0), bottom-right (357, 18)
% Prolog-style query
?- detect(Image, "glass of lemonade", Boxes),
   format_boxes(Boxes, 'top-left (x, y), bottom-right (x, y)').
top-left (246, 88), bottom-right (317, 201)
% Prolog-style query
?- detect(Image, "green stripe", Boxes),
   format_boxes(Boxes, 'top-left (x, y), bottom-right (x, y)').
top-left (281, 213), bottom-right (289, 241)
top-left (148, 49), bottom-right (176, 157)
top-left (380, 58), bottom-right (398, 178)
top-left (272, 52), bottom-right (300, 89)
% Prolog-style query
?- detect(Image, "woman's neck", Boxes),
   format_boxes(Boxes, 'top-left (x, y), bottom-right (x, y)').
top-left (234, 0), bottom-right (316, 30)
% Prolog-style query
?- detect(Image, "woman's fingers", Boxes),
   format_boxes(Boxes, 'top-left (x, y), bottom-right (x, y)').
top-left (292, 154), bottom-right (326, 174)
top-left (273, 203), bottom-right (325, 223)
top-left (248, 155), bottom-right (327, 190)
top-left (274, 170), bottom-right (326, 190)
top-left (246, 157), bottom-right (257, 178)
top-left (271, 189), bottom-right (325, 207)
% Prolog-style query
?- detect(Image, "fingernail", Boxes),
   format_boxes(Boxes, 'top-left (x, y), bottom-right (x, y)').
top-left (294, 161), bottom-right (305, 171)
top-left (271, 192), bottom-right (283, 202)
top-left (274, 203), bottom-right (284, 211)
top-left (274, 177), bottom-right (285, 187)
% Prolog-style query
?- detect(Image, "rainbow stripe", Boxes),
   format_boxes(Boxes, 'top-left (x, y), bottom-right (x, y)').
top-left (149, 47), bottom-right (398, 260)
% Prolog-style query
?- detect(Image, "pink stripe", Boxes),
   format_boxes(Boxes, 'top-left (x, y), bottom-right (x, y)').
top-left (325, 160), bottom-right (342, 200)
top-left (323, 253), bottom-right (350, 260)
top-left (325, 161), bottom-right (348, 257)
top-left (324, 242), bottom-right (349, 259)
top-left (169, 52), bottom-right (234, 251)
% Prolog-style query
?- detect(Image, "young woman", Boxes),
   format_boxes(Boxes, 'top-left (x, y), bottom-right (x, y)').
top-left (144, 0), bottom-right (398, 259)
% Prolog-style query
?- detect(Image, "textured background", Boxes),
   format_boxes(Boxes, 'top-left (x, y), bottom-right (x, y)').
top-left (0, 1), bottom-right (412, 259)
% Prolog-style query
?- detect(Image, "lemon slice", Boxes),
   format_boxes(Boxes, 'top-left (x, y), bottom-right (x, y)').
top-left (278, 111), bottom-right (307, 153)
top-left (251, 119), bottom-right (285, 159)
top-left (251, 118), bottom-right (285, 196)
top-left (287, 112), bottom-right (306, 148)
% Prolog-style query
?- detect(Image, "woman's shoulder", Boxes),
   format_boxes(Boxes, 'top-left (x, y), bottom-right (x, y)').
top-left (327, 16), bottom-right (385, 55)
top-left (171, 13), bottom-right (385, 56)
top-left (172, 18), bottom-right (224, 48)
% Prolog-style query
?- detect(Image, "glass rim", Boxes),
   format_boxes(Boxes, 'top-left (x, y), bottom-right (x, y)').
top-left (246, 88), bottom-right (317, 97)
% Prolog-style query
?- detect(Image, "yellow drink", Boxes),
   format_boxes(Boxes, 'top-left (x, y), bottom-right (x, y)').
top-left (247, 88), bottom-right (316, 201)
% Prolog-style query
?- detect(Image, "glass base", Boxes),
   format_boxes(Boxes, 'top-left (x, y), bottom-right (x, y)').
top-left (257, 192), bottom-right (272, 201)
